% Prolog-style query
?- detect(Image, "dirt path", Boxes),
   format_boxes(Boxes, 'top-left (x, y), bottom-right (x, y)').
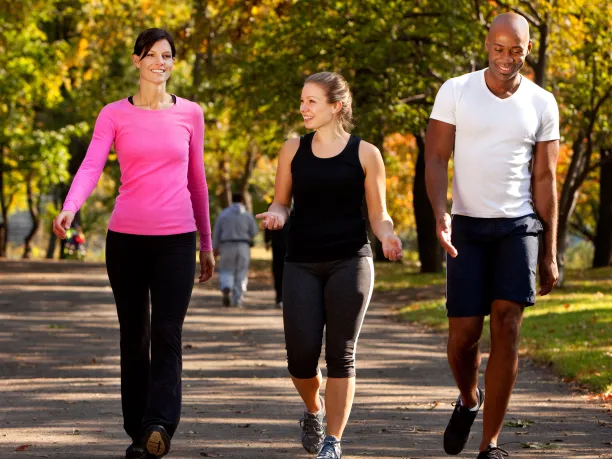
top-left (1, 260), bottom-right (610, 458)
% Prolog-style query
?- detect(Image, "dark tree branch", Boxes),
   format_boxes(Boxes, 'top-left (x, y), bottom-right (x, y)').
top-left (518, 0), bottom-right (543, 24)
top-left (570, 220), bottom-right (595, 241)
top-left (494, 0), bottom-right (540, 26)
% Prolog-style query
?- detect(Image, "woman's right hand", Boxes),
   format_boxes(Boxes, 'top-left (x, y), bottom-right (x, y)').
top-left (256, 211), bottom-right (286, 230)
top-left (52, 211), bottom-right (76, 239)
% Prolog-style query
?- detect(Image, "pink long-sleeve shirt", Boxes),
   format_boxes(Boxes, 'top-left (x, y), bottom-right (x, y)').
top-left (63, 97), bottom-right (212, 251)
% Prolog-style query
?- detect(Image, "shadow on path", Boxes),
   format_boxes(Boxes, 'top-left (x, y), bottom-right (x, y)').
top-left (0, 260), bottom-right (610, 458)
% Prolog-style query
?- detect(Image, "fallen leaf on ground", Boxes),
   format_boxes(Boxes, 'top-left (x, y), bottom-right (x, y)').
top-left (15, 444), bottom-right (30, 451)
top-left (521, 442), bottom-right (562, 449)
top-left (504, 419), bottom-right (534, 428)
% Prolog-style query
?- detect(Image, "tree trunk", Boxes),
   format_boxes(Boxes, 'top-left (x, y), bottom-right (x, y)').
top-left (46, 227), bottom-right (58, 259)
top-left (413, 132), bottom-right (442, 272)
top-left (46, 185), bottom-right (64, 259)
top-left (557, 137), bottom-right (586, 285)
top-left (218, 157), bottom-right (232, 209)
top-left (190, 0), bottom-right (210, 102)
top-left (0, 217), bottom-right (6, 258)
top-left (239, 142), bottom-right (258, 213)
top-left (533, 16), bottom-right (550, 88)
top-left (593, 150), bottom-right (612, 267)
top-left (22, 174), bottom-right (41, 259)
top-left (0, 143), bottom-right (8, 258)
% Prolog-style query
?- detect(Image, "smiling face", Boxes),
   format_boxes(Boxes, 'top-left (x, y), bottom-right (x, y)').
top-left (300, 82), bottom-right (340, 130)
top-left (132, 39), bottom-right (174, 84)
top-left (486, 14), bottom-right (532, 82)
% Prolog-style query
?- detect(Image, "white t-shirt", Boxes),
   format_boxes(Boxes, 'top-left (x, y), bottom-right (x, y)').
top-left (430, 69), bottom-right (560, 218)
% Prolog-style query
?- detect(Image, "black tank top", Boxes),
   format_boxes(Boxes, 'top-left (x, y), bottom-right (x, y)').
top-left (286, 132), bottom-right (372, 262)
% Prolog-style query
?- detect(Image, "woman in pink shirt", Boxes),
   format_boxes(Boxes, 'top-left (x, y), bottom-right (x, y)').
top-left (53, 28), bottom-right (214, 459)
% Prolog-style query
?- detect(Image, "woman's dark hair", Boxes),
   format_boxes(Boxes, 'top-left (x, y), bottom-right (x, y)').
top-left (133, 28), bottom-right (176, 60)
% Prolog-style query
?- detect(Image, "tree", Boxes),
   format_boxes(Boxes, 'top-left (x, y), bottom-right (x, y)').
top-left (233, 0), bottom-right (487, 265)
top-left (548, 2), bottom-right (612, 282)
top-left (10, 126), bottom-right (83, 257)
top-left (593, 150), bottom-right (612, 267)
top-left (0, 0), bottom-right (69, 256)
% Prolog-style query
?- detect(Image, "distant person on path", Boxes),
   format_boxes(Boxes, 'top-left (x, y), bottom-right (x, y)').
top-left (212, 193), bottom-right (258, 307)
top-left (425, 13), bottom-right (559, 459)
top-left (53, 28), bottom-right (214, 459)
top-left (265, 225), bottom-right (288, 308)
top-left (63, 223), bottom-right (87, 260)
top-left (257, 72), bottom-right (403, 459)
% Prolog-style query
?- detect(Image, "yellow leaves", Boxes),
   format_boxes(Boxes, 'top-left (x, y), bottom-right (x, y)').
top-left (383, 133), bottom-right (417, 233)
top-left (77, 38), bottom-right (89, 60)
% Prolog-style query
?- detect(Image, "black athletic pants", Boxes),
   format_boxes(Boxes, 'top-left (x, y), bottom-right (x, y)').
top-left (105, 230), bottom-right (196, 442)
top-left (272, 243), bottom-right (286, 303)
top-left (283, 256), bottom-right (374, 379)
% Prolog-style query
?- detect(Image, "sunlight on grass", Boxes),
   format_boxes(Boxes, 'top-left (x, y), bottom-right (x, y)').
top-left (377, 265), bottom-right (612, 394)
top-left (374, 262), bottom-right (445, 290)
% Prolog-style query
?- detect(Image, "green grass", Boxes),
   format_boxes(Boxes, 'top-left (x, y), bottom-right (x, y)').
top-left (377, 263), bottom-right (612, 394)
top-left (374, 262), bottom-right (446, 290)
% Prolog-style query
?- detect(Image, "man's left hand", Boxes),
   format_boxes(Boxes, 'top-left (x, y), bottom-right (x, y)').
top-left (539, 255), bottom-right (558, 295)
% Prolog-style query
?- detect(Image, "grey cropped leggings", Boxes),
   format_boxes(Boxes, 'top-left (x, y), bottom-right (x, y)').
top-left (282, 256), bottom-right (374, 379)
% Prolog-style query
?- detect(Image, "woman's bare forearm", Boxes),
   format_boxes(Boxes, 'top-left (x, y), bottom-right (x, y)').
top-left (369, 213), bottom-right (395, 241)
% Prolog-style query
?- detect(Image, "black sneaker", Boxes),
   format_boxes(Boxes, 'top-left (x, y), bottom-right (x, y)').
top-left (299, 396), bottom-right (326, 454)
top-left (125, 442), bottom-right (144, 459)
top-left (222, 288), bottom-right (231, 307)
top-left (476, 446), bottom-right (508, 458)
top-left (142, 425), bottom-right (171, 458)
top-left (443, 388), bottom-right (485, 455)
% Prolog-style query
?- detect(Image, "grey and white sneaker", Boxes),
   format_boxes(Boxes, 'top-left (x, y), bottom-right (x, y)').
top-left (316, 435), bottom-right (341, 458)
top-left (299, 396), bottom-right (326, 454)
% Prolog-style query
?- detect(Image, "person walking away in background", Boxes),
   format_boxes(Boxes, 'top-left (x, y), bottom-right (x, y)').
top-left (425, 12), bottom-right (560, 459)
top-left (257, 72), bottom-right (403, 459)
top-left (212, 193), bottom-right (258, 308)
top-left (53, 28), bottom-right (215, 459)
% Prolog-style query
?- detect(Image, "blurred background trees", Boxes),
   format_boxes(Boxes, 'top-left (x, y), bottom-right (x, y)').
top-left (1, 0), bottom-right (610, 274)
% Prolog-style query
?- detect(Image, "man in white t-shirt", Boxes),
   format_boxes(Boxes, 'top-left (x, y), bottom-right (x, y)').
top-left (425, 12), bottom-right (559, 459)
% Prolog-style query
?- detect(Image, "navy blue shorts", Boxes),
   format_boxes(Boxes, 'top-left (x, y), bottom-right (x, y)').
top-left (446, 213), bottom-right (543, 317)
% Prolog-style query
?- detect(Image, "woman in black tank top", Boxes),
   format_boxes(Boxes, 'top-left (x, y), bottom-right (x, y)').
top-left (257, 72), bottom-right (402, 459)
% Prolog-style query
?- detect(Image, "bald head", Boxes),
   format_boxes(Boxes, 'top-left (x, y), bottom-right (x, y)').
top-left (485, 12), bottom-right (532, 82)
top-left (489, 12), bottom-right (530, 42)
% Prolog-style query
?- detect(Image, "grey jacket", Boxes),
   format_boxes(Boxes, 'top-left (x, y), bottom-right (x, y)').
top-left (212, 203), bottom-right (258, 250)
